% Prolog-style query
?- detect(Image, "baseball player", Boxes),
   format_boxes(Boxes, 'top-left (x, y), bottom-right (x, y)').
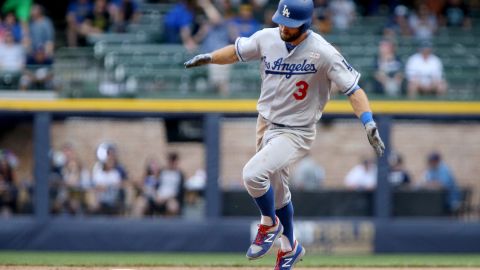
top-left (185, 0), bottom-right (385, 269)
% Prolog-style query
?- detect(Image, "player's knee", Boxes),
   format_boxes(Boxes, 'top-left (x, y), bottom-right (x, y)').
top-left (242, 164), bottom-right (256, 186)
top-left (242, 163), bottom-right (267, 188)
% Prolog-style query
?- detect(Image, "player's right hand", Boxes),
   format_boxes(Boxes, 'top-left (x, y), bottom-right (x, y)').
top-left (365, 121), bottom-right (385, 157)
top-left (184, 53), bottom-right (212, 68)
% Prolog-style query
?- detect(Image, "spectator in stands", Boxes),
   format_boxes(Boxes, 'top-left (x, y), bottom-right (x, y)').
top-left (408, 3), bottom-right (438, 41)
top-left (106, 144), bottom-right (133, 212)
top-left (0, 30), bottom-right (25, 89)
top-left (61, 155), bottom-right (90, 215)
top-left (228, 4), bottom-right (261, 39)
top-left (153, 152), bottom-right (185, 216)
top-left (164, 0), bottom-right (204, 52)
top-left (329, 0), bottom-right (356, 31)
top-left (440, 0), bottom-right (471, 29)
top-left (373, 39), bottom-right (403, 97)
top-left (81, 0), bottom-right (111, 35)
top-left (183, 169), bottom-right (206, 219)
top-left (405, 42), bottom-right (447, 99)
top-left (0, 150), bottom-right (18, 216)
top-left (50, 143), bottom-right (91, 215)
top-left (383, 5), bottom-right (412, 38)
top-left (20, 46), bottom-right (54, 91)
top-left (110, 0), bottom-right (140, 32)
top-left (90, 148), bottom-right (124, 215)
top-left (2, 12), bottom-right (23, 43)
top-left (132, 157), bottom-right (162, 217)
top-left (198, 0), bottom-right (232, 96)
top-left (291, 155), bottom-right (325, 191)
top-left (66, 0), bottom-right (94, 46)
top-left (388, 152), bottom-right (411, 189)
top-left (421, 152), bottom-right (461, 213)
top-left (344, 157), bottom-right (377, 190)
top-left (29, 4), bottom-right (55, 58)
top-left (95, 143), bottom-right (128, 181)
top-left (313, 0), bottom-right (332, 34)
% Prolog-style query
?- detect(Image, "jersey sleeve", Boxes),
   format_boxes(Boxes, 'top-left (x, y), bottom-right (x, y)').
top-left (234, 30), bottom-right (263, 62)
top-left (327, 52), bottom-right (361, 96)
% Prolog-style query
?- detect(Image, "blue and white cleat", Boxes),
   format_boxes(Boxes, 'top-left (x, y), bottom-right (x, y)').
top-left (274, 241), bottom-right (305, 270)
top-left (246, 217), bottom-right (283, 260)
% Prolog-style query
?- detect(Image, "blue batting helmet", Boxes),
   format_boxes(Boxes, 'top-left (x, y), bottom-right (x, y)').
top-left (272, 0), bottom-right (314, 29)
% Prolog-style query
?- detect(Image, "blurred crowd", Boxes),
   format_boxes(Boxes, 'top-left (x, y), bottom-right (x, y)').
top-left (0, 4), bottom-right (55, 91)
top-left (66, 0), bottom-right (141, 46)
top-left (371, 0), bottom-right (468, 99)
top-left (47, 142), bottom-right (206, 218)
top-left (0, 0), bottom-right (141, 91)
top-left (292, 149), bottom-right (463, 214)
top-left (0, 0), bottom-right (476, 98)
top-left (0, 143), bottom-right (206, 218)
top-left (0, 142), bottom-right (465, 217)
top-left (162, 0), bottom-right (474, 97)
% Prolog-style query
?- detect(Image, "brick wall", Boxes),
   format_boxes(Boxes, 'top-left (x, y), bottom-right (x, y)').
top-left (221, 119), bottom-right (480, 204)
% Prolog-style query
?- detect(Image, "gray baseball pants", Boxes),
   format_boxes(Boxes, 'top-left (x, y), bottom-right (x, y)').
top-left (242, 115), bottom-right (316, 209)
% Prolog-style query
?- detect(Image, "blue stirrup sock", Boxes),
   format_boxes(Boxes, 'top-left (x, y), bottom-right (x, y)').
top-left (254, 186), bottom-right (276, 225)
top-left (276, 201), bottom-right (294, 247)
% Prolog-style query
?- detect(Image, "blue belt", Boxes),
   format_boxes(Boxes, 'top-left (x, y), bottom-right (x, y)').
top-left (271, 122), bottom-right (312, 129)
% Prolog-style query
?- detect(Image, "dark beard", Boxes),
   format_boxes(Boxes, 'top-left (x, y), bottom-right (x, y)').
top-left (279, 28), bottom-right (303, 43)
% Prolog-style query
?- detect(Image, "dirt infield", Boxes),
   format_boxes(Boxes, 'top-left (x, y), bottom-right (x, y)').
top-left (0, 267), bottom-right (472, 270)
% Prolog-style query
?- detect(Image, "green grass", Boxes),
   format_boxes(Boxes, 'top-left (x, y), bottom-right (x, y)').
top-left (1, 252), bottom-right (480, 267)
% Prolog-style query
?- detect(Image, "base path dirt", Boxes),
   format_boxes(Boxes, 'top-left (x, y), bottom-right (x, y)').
top-left (0, 267), bottom-right (474, 270)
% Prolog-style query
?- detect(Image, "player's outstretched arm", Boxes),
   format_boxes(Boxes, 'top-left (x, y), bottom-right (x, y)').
top-left (348, 89), bottom-right (385, 156)
top-left (184, 45), bottom-right (239, 68)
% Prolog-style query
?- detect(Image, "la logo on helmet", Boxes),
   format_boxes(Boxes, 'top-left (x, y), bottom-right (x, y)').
top-left (282, 5), bottom-right (290, 17)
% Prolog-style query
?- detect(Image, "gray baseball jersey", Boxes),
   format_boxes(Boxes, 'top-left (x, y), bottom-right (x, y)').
top-left (235, 28), bottom-right (360, 127)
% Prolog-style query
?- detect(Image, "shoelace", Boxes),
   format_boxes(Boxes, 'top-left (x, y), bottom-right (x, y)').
top-left (253, 224), bottom-right (272, 245)
top-left (274, 249), bottom-right (289, 270)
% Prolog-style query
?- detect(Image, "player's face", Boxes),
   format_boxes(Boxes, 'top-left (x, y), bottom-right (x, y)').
top-left (279, 25), bottom-right (303, 43)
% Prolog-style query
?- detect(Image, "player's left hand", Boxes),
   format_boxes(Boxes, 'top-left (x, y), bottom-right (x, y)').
top-left (365, 122), bottom-right (385, 156)
top-left (184, 53), bottom-right (212, 68)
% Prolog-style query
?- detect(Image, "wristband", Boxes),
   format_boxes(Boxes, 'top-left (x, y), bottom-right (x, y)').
top-left (360, 111), bottom-right (374, 126)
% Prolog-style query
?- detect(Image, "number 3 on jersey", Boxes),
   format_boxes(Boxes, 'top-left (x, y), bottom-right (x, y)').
top-left (293, 81), bottom-right (309, 101)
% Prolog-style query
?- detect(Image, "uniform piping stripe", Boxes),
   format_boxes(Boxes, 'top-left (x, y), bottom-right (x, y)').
top-left (235, 38), bottom-right (246, 62)
top-left (343, 73), bottom-right (361, 96)
top-left (265, 70), bottom-right (317, 76)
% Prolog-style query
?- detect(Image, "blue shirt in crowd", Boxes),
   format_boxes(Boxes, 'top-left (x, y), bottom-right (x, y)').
top-left (229, 17), bottom-right (260, 38)
top-left (164, 3), bottom-right (194, 44)
top-left (68, 0), bottom-right (94, 23)
top-left (425, 162), bottom-right (460, 211)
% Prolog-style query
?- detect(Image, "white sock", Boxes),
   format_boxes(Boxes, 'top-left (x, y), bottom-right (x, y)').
top-left (279, 235), bottom-right (294, 252)
top-left (260, 215), bottom-right (274, 226)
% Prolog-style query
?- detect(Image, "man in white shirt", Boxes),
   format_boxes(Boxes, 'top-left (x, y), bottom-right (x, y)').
top-left (0, 31), bottom-right (25, 74)
top-left (344, 158), bottom-right (377, 190)
top-left (91, 156), bottom-right (122, 214)
top-left (405, 42), bottom-right (447, 98)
